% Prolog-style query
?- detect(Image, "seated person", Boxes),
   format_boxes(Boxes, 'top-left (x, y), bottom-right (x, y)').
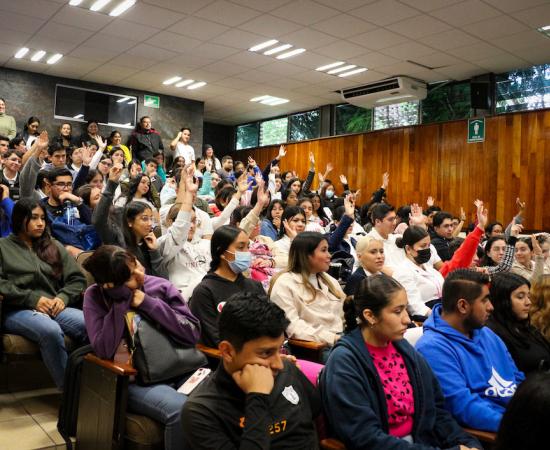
top-left (272, 205), bottom-right (306, 268)
top-left (511, 236), bottom-right (548, 281)
top-left (0, 198), bottom-right (87, 389)
top-left (269, 232), bottom-right (346, 348)
top-left (321, 274), bottom-right (481, 449)
top-left (181, 293), bottom-right (321, 449)
top-left (416, 269), bottom-right (525, 432)
top-left (189, 225), bottom-right (265, 347)
top-left (430, 211), bottom-right (455, 261)
top-left (530, 274), bottom-right (550, 341)
top-left (326, 195), bottom-right (358, 264)
top-left (488, 273), bottom-right (550, 374)
top-left (344, 235), bottom-right (385, 296)
top-left (82, 245), bottom-right (201, 450)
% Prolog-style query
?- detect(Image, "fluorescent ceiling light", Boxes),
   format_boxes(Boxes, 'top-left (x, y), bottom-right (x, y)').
top-left (163, 76), bottom-right (182, 85)
top-left (90, 0), bottom-right (112, 12)
top-left (73, 114), bottom-right (84, 119)
top-left (127, 99), bottom-right (137, 105)
top-left (47, 53), bottom-right (63, 64)
top-left (248, 39), bottom-right (278, 52)
top-left (316, 61), bottom-right (345, 71)
top-left (187, 81), bottom-right (207, 90)
top-left (327, 64), bottom-right (356, 74)
top-left (541, 24), bottom-right (550, 31)
top-left (376, 95), bottom-right (414, 103)
top-left (14, 48), bottom-right (29, 59)
top-left (338, 67), bottom-right (368, 77)
top-left (263, 98), bottom-right (289, 106)
top-left (117, 96), bottom-right (131, 103)
top-left (31, 50), bottom-right (46, 62)
top-left (263, 44), bottom-right (292, 55)
top-left (250, 95), bottom-right (271, 102)
top-left (109, 0), bottom-right (136, 16)
top-left (276, 48), bottom-right (305, 59)
top-left (69, 0), bottom-right (83, 5)
top-left (175, 79), bottom-right (194, 87)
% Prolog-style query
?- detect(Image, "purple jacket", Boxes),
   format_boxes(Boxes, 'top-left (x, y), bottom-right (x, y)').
top-left (83, 275), bottom-right (201, 359)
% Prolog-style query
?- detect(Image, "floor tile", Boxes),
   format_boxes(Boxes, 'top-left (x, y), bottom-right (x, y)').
top-left (0, 392), bottom-right (28, 422)
top-left (18, 393), bottom-right (61, 416)
top-left (0, 416), bottom-right (56, 450)
top-left (33, 413), bottom-right (66, 446)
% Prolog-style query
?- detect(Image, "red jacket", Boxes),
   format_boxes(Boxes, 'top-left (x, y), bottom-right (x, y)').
top-left (439, 226), bottom-right (484, 278)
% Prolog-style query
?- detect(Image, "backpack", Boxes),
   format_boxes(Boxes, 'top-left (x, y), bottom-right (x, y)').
top-left (57, 344), bottom-right (93, 449)
top-left (328, 250), bottom-right (355, 283)
top-left (50, 215), bottom-right (101, 251)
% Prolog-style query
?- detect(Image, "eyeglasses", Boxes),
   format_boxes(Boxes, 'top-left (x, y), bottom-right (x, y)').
top-left (100, 161), bottom-right (113, 167)
top-left (53, 182), bottom-right (72, 188)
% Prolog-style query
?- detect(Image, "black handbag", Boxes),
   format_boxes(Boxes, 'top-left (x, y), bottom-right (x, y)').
top-left (130, 316), bottom-right (207, 385)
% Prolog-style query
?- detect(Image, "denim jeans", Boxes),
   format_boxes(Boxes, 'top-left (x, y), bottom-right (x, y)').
top-left (128, 380), bottom-right (188, 450)
top-left (3, 307), bottom-right (87, 389)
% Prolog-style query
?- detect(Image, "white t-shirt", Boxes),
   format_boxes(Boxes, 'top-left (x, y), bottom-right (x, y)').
top-left (175, 143), bottom-right (195, 165)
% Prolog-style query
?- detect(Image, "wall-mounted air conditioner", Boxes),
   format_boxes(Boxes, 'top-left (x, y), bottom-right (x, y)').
top-left (341, 76), bottom-right (427, 108)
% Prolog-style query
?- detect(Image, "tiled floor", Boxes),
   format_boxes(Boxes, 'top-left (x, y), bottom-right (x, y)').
top-left (0, 388), bottom-right (70, 450)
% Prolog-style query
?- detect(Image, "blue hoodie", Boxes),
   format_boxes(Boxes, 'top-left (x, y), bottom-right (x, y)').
top-left (416, 304), bottom-right (525, 432)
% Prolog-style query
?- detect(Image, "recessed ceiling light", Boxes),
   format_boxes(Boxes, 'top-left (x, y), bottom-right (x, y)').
top-left (540, 24), bottom-right (550, 31)
top-left (316, 62), bottom-right (345, 71)
top-left (31, 50), bottom-right (46, 62)
top-left (47, 53), bottom-right (63, 64)
top-left (109, 0), bottom-right (136, 16)
top-left (90, 0), bottom-right (112, 12)
top-left (127, 99), bottom-right (137, 105)
top-left (69, 0), bottom-right (83, 5)
top-left (262, 98), bottom-right (289, 106)
top-left (73, 114), bottom-right (84, 119)
top-left (250, 95), bottom-right (271, 102)
top-left (250, 95), bottom-right (288, 106)
top-left (248, 39), bottom-right (278, 52)
top-left (163, 76), bottom-right (182, 85)
top-left (117, 96), bottom-right (131, 103)
top-left (276, 48), bottom-right (306, 59)
top-left (175, 79), bottom-right (195, 87)
top-left (14, 48), bottom-right (29, 59)
top-left (327, 64), bottom-right (356, 74)
top-left (187, 81), bottom-right (207, 90)
top-left (263, 44), bottom-right (292, 55)
top-left (338, 67), bottom-right (368, 77)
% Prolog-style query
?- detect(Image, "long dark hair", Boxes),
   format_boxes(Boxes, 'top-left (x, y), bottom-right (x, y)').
top-left (209, 225), bottom-right (242, 271)
top-left (343, 274), bottom-right (404, 333)
top-left (122, 201), bottom-right (152, 250)
top-left (125, 173), bottom-right (155, 205)
top-left (278, 205), bottom-right (305, 239)
top-left (12, 198), bottom-right (63, 279)
top-left (23, 116), bottom-right (40, 135)
top-left (83, 245), bottom-right (136, 287)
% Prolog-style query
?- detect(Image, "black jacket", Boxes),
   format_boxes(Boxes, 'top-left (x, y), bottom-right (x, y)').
top-left (320, 328), bottom-right (481, 450)
top-left (430, 231), bottom-right (453, 262)
top-left (181, 361), bottom-right (320, 450)
top-left (127, 128), bottom-right (164, 161)
top-left (487, 317), bottom-right (550, 374)
top-left (189, 272), bottom-right (265, 347)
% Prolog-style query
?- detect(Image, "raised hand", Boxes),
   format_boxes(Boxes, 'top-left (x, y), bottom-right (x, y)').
top-left (109, 163), bottom-right (124, 183)
top-left (426, 196), bottom-right (434, 207)
top-left (339, 174), bottom-right (348, 185)
top-left (511, 223), bottom-right (523, 237)
top-left (344, 194), bottom-right (355, 218)
top-left (95, 135), bottom-right (107, 151)
top-left (476, 201), bottom-right (488, 229)
top-left (531, 234), bottom-right (543, 256)
top-left (36, 130), bottom-right (49, 150)
top-left (236, 172), bottom-right (252, 194)
top-left (277, 145), bottom-right (287, 160)
top-left (318, 172), bottom-right (325, 184)
top-left (309, 152), bottom-right (315, 169)
top-left (516, 197), bottom-right (526, 214)
top-left (247, 155), bottom-right (256, 167)
top-left (460, 206), bottom-right (466, 222)
top-left (325, 162), bottom-right (334, 173)
top-left (256, 182), bottom-right (270, 208)
top-left (283, 219), bottom-right (298, 239)
top-left (409, 203), bottom-right (426, 228)
top-left (382, 172), bottom-right (389, 190)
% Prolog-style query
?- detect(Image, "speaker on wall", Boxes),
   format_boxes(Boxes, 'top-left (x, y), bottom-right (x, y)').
top-left (470, 73), bottom-right (495, 111)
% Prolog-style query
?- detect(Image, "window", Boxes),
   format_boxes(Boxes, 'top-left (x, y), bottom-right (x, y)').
top-left (260, 117), bottom-right (288, 146)
top-left (496, 64), bottom-right (550, 114)
top-left (422, 82), bottom-right (471, 124)
top-left (54, 84), bottom-right (137, 128)
top-left (289, 109), bottom-right (320, 141)
top-left (335, 104), bottom-right (372, 135)
top-left (373, 101), bottom-right (419, 130)
top-left (236, 123), bottom-right (259, 150)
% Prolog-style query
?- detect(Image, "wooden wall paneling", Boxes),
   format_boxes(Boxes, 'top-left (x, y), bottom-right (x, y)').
top-left (230, 109), bottom-right (550, 230)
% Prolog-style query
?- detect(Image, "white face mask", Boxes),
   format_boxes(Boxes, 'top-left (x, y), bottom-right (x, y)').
top-left (326, 190), bottom-right (334, 199)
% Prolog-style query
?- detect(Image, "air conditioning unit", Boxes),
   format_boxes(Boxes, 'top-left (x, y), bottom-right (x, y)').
top-left (341, 76), bottom-right (427, 108)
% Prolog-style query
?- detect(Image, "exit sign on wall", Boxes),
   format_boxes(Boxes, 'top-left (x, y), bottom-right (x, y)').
top-left (144, 95), bottom-right (160, 109)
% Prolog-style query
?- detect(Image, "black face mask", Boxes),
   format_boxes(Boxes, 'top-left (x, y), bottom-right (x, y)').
top-left (413, 248), bottom-right (431, 265)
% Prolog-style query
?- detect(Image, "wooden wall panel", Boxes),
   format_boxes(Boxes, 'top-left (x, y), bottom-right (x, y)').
top-left (230, 109), bottom-right (550, 230)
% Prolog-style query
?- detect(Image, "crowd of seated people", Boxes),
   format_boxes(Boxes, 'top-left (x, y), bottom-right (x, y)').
top-left (0, 97), bottom-right (549, 449)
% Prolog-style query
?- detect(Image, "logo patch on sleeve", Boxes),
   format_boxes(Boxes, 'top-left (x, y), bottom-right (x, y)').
top-left (282, 385), bottom-right (300, 405)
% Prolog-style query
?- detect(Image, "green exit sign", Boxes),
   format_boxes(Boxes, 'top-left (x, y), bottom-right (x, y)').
top-left (144, 95), bottom-right (160, 109)
top-left (467, 118), bottom-right (485, 143)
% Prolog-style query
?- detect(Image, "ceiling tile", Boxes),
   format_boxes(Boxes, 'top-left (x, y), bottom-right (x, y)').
top-left (191, 43), bottom-right (240, 59)
top-left (289, 70), bottom-right (333, 84)
top-left (43, 56), bottom-right (101, 77)
top-left (147, 32), bottom-right (202, 53)
top-left (235, 69), bottom-right (280, 83)
top-left (268, 77), bottom-right (309, 90)
top-left (111, 54), bottom-right (158, 70)
top-left (430, 0), bottom-right (501, 27)
top-left (279, 28), bottom-right (338, 50)
top-left (482, 0), bottom-right (549, 13)
top-left (509, 44), bottom-right (550, 66)
top-left (126, 44), bottom-right (179, 61)
top-left (348, 28), bottom-right (408, 51)
top-left (349, 52), bottom-right (400, 69)
top-left (33, 21), bottom-right (94, 45)
top-left (514, 3), bottom-right (550, 28)
top-left (68, 46), bottom-right (121, 63)
top-left (212, 77), bottom-right (253, 89)
top-left (200, 60), bottom-right (246, 77)
top-left (437, 62), bottom-right (485, 80)
top-left (50, 4), bottom-right (113, 31)
top-left (417, 29), bottom-right (481, 51)
top-left (184, 69), bottom-right (234, 83)
top-left (229, 0), bottom-right (294, 12)
top-left (473, 53), bottom-right (530, 73)
top-left (408, 69), bottom-right (450, 83)
top-left (209, 29), bottom-right (267, 50)
top-left (25, 35), bottom-right (81, 54)
top-left (462, 15), bottom-right (530, 40)
top-left (398, 0), bottom-right (462, 11)
top-left (142, 0), bottom-right (216, 15)
top-left (270, 0), bottom-right (339, 26)
top-left (1, 30), bottom-right (33, 48)
top-left (167, 16), bottom-right (230, 41)
top-left (2, 10), bottom-right (46, 34)
top-left (194, 1), bottom-right (261, 26)
top-left (314, 0), bottom-right (377, 12)
top-left (407, 52), bottom-right (463, 69)
top-left (258, 61), bottom-right (308, 76)
top-left (0, 0), bottom-right (61, 20)
top-left (121, 2), bottom-right (185, 28)
top-left (447, 42), bottom-right (506, 60)
top-left (311, 14), bottom-right (377, 39)
top-left (223, 51), bottom-right (273, 68)
top-left (84, 34), bottom-right (138, 53)
top-left (283, 51), bottom-right (339, 70)
top-left (101, 19), bottom-right (160, 42)
top-left (380, 41), bottom-right (436, 59)
top-left (492, 30), bottom-right (550, 52)
top-left (386, 15), bottom-right (452, 39)
top-left (315, 40), bottom-right (369, 59)
top-left (238, 14), bottom-right (303, 37)
top-left (375, 61), bottom-right (430, 77)
top-left (83, 65), bottom-right (137, 84)
top-left (349, 0), bottom-right (420, 26)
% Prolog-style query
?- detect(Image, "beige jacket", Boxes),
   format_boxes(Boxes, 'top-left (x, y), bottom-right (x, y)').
top-left (270, 272), bottom-right (345, 345)
top-left (511, 255), bottom-right (548, 282)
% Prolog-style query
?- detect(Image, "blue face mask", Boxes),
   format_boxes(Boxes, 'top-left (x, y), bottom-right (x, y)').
top-left (226, 250), bottom-right (252, 274)
top-left (326, 190), bottom-right (334, 199)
